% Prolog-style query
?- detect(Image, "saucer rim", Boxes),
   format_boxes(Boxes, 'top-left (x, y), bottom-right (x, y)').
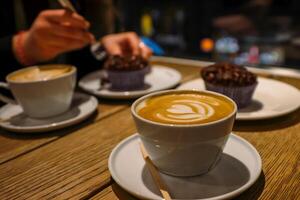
top-left (78, 65), bottom-right (182, 99)
top-left (177, 77), bottom-right (300, 120)
top-left (108, 133), bottom-right (262, 200)
top-left (0, 92), bottom-right (98, 133)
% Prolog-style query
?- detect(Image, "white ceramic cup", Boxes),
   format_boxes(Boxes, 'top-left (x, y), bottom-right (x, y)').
top-left (131, 90), bottom-right (237, 177)
top-left (0, 64), bottom-right (77, 118)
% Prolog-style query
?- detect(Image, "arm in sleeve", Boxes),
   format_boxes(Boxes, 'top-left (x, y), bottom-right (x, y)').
top-left (0, 35), bottom-right (23, 81)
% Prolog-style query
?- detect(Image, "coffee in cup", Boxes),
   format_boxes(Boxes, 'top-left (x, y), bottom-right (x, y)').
top-left (0, 64), bottom-right (76, 118)
top-left (8, 65), bottom-right (72, 82)
top-left (137, 91), bottom-right (234, 125)
top-left (132, 90), bottom-right (237, 176)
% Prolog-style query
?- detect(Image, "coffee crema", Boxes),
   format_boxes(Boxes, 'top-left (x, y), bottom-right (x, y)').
top-left (9, 65), bottom-right (72, 82)
top-left (137, 91), bottom-right (234, 125)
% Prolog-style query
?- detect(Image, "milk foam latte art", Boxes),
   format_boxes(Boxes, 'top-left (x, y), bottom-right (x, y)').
top-left (132, 90), bottom-right (237, 176)
top-left (9, 65), bottom-right (73, 82)
top-left (137, 91), bottom-right (234, 125)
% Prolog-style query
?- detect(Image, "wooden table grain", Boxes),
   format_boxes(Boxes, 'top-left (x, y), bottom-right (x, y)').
top-left (0, 60), bottom-right (299, 200)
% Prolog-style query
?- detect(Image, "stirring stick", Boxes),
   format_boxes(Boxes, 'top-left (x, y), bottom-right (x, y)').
top-left (57, 0), bottom-right (107, 61)
top-left (139, 143), bottom-right (172, 200)
top-left (58, 0), bottom-right (76, 12)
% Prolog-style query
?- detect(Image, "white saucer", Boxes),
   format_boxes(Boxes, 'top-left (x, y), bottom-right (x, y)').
top-left (177, 77), bottom-right (300, 120)
top-left (0, 92), bottom-right (98, 133)
top-left (78, 65), bottom-right (182, 99)
top-left (109, 133), bottom-right (262, 200)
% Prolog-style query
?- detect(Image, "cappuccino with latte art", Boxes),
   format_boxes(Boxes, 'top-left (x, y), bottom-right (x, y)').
top-left (9, 65), bottom-right (73, 82)
top-left (132, 90), bottom-right (237, 176)
top-left (137, 91), bottom-right (234, 125)
top-left (1, 64), bottom-right (76, 118)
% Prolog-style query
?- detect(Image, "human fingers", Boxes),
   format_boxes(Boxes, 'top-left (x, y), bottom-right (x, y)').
top-left (21, 31), bottom-right (62, 62)
top-left (122, 32), bottom-right (140, 55)
top-left (101, 35), bottom-right (122, 55)
top-left (50, 23), bottom-right (95, 44)
top-left (139, 42), bottom-right (152, 59)
top-left (28, 23), bottom-right (91, 50)
top-left (56, 35), bottom-right (91, 50)
top-left (40, 9), bottom-right (90, 30)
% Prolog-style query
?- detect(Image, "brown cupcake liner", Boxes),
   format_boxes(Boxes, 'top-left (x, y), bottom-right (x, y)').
top-left (107, 66), bottom-right (149, 91)
top-left (204, 82), bottom-right (258, 108)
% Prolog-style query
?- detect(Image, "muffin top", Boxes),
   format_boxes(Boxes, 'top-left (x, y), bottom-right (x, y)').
top-left (201, 63), bottom-right (257, 86)
top-left (104, 55), bottom-right (148, 71)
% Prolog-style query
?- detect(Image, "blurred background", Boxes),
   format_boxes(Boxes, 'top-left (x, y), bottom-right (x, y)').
top-left (9, 0), bottom-right (300, 69)
top-left (96, 0), bottom-right (300, 69)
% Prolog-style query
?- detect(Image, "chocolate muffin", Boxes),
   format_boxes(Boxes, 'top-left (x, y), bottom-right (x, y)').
top-left (201, 63), bottom-right (257, 108)
top-left (104, 55), bottom-right (150, 91)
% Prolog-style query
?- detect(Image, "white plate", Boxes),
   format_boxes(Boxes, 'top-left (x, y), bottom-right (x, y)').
top-left (78, 65), bottom-right (182, 99)
top-left (177, 77), bottom-right (300, 120)
top-left (109, 133), bottom-right (262, 200)
top-left (0, 92), bottom-right (98, 133)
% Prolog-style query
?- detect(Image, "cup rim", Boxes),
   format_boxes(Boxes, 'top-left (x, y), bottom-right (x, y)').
top-left (131, 89), bottom-right (237, 127)
top-left (6, 64), bottom-right (76, 84)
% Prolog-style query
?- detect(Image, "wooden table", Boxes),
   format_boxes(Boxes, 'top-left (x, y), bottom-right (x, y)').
top-left (0, 59), bottom-right (299, 200)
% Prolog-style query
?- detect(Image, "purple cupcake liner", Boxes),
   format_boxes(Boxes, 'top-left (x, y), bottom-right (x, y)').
top-left (107, 66), bottom-right (149, 91)
top-left (204, 82), bottom-right (258, 108)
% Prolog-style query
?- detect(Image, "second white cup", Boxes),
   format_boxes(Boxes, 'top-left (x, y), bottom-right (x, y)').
top-left (0, 64), bottom-right (77, 118)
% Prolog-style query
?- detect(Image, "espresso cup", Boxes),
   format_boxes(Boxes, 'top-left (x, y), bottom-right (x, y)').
top-left (0, 64), bottom-right (76, 118)
top-left (131, 90), bottom-right (237, 177)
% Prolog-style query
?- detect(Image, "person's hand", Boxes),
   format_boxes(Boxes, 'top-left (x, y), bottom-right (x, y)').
top-left (101, 32), bottom-right (152, 59)
top-left (15, 9), bottom-right (95, 64)
top-left (213, 15), bottom-right (256, 34)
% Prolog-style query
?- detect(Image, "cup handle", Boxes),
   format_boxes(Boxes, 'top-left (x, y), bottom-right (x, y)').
top-left (0, 82), bottom-right (17, 104)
